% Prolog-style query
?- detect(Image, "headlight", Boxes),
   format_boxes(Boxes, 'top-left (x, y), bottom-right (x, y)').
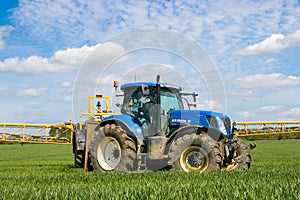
top-left (216, 116), bottom-right (228, 136)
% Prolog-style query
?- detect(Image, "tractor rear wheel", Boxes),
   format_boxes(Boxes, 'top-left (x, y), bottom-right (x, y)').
top-left (168, 133), bottom-right (222, 172)
top-left (89, 124), bottom-right (137, 172)
top-left (226, 137), bottom-right (251, 170)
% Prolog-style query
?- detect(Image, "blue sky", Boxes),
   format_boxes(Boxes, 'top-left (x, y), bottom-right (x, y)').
top-left (0, 0), bottom-right (300, 123)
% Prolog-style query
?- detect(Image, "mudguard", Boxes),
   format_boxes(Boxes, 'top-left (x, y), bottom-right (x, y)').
top-left (100, 114), bottom-right (144, 137)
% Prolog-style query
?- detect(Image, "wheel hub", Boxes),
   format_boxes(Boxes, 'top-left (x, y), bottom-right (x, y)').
top-left (112, 148), bottom-right (120, 159)
top-left (187, 152), bottom-right (204, 168)
top-left (180, 146), bottom-right (208, 172)
top-left (97, 137), bottom-right (121, 171)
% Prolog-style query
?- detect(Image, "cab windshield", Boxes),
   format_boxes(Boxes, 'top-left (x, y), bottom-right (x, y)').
top-left (160, 88), bottom-right (183, 111)
top-left (121, 86), bottom-right (183, 136)
top-left (121, 87), bottom-right (182, 115)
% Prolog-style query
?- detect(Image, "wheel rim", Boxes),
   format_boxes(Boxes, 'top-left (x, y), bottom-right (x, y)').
top-left (97, 137), bottom-right (121, 171)
top-left (180, 146), bottom-right (209, 172)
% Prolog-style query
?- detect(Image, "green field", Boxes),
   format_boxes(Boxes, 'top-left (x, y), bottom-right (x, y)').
top-left (0, 140), bottom-right (299, 200)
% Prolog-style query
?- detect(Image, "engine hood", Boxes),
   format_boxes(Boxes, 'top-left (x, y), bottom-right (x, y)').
top-left (169, 110), bottom-right (233, 137)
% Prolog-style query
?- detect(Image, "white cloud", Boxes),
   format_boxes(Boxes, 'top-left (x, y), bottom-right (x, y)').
top-left (61, 81), bottom-right (72, 87)
top-left (0, 43), bottom-right (118, 74)
top-left (17, 88), bottom-right (47, 97)
top-left (63, 96), bottom-right (72, 102)
top-left (0, 56), bottom-right (73, 74)
top-left (50, 45), bottom-right (99, 66)
top-left (232, 90), bottom-right (257, 101)
top-left (260, 105), bottom-right (283, 112)
top-left (285, 29), bottom-right (300, 46)
top-left (197, 100), bottom-right (224, 112)
top-left (236, 29), bottom-right (300, 55)
top-left (11, 0), bottom-right (300, 58)
top-left (264, 58), bottom-right (278, 64)
top-left (281, 107), bottom-right (300, 116)
top-left (0, 26), bottom-right (13, 50)
top-left (279, 107), bottom-right (300, 120)
top-left (97, 74), bottom-right (119, 86)
top-left (235, 34), bottom-right (286, 55)
top-left (233, 73), bottom-right (300, 89)
top-left (236, 111), bottom-right (256, 119)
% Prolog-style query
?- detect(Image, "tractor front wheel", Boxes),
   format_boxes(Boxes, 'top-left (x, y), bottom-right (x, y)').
top-left (89, 124), bottom-right (137, 172)
top-left (169, 133), bottom-right (222, 172)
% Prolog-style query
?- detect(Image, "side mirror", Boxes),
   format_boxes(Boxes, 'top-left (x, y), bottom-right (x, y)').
top-left (116, 103), bottom-right (122, 108)
top-left (142, 84), bottom-right (150, 95)
top-left (193, 92), bottom-right (198, 102)
top-left (162, 110), bottom-right (167, 116)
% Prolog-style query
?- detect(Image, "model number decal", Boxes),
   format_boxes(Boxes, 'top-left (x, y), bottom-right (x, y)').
top-left (171, 119), bottom-right (191, 123)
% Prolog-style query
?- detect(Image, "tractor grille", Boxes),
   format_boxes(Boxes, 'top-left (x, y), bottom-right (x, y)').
top-left (206, 116), bottom-right (217, 128)
top-left (222, 118), bottom-right (231, 134)
top-left (206, 116), bottom-right (231, 134)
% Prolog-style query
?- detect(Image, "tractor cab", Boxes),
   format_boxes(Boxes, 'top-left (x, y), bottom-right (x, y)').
top-left (119, 82), bottom-right (184, 136)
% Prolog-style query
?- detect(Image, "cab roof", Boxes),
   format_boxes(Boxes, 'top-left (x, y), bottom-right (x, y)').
top-left (121, 82), bottom-right (183, 91)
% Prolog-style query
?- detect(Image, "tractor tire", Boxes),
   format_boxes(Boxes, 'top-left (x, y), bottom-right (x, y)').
top-left (168, 133), bottom-right (222, 172)
top-left (89, 124), bottom-right (137, 172)
top-left (73, 133), bottom-right (84, 168)
top-left (74, 150), bottom-right (85, 168)
top-left (226, 137), bottom-right (251, 170)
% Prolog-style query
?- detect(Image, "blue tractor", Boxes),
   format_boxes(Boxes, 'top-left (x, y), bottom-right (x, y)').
top-left (73, 75), bottom-right (255, 172)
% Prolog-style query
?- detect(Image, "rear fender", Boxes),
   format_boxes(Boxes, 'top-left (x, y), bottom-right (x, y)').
top-left (99, 115), bottom-right (143, 137)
